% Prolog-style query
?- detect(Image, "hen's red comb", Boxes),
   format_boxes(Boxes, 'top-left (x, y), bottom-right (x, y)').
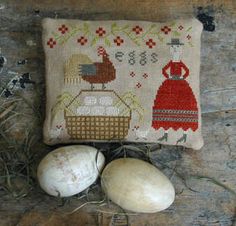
top-left (97, 46), bottom-right (107, 56)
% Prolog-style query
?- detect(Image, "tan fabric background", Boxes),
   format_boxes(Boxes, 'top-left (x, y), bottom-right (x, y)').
top-left (43, 18), bottom-right (203, 149)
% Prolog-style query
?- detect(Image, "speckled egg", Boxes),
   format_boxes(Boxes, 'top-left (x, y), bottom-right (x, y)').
top-left (37, 145), bottom-right (105, 197)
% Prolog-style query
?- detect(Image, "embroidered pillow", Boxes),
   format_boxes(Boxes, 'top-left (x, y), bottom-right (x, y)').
top-left (42, 18), bottom-right (203, 150)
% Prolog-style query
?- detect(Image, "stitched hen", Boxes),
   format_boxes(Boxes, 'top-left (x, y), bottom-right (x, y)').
top-left (79, 47), bottom-right (116, 90)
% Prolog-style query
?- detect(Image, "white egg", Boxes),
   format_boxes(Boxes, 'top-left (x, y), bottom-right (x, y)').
top-left (77, 106), bottom-right (91, 115)
top-left (99, 96), bottom-right (113, 106)
top-left (106, 106), bottom-right (119, 116)
top-left (37, 145), bottom-right (105, 197)
top-left (84, 96), bottom-right (97, 105)
top-left (101, 158), bottom-right (175, 213)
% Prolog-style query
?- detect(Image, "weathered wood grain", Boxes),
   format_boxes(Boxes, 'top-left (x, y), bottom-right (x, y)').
top-left (0, 0), bottom-right (235, 226)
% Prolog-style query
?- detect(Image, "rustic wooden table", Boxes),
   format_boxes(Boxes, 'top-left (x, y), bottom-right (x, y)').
top-left (0, 0), bottom-right (235, 225)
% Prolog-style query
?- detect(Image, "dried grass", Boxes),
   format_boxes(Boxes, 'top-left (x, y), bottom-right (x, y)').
top-left (0, 91), bottom-right (47, 199)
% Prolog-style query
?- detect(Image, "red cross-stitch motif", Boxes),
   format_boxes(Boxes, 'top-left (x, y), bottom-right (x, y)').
top-left (58, 24), bottom-right (69, 34)
top-left (130, 72), bottom-right (135, 77)
top-left (136, 82), bottom-right (142, 88)
top-left (187, 35), bottom-right (191, 40)
top-left (47, 38), bottom-right (56, 48)
top-left (143, 73), bottom-right (148, 78)
top-left (96, 27), bottom-right (106, 37)
top-left (77, 36), bottom-right (88, 45)
top-left (132, 25), bottom-right (143, 34)
top-left (161, 26), bottom-right (171, 34)
top-left (114, 36), bottom-right (124, 46)
top-left (146, 39), bottom-right (156, 48)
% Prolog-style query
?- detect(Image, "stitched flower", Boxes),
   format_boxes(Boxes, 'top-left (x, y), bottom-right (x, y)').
top-left (136, 82), bottom-right (142, 88)
top-left (114, 36), bottom-right (124, 46)
top-left (178, 25), bottom-right (184, 30)
top-left (58, 24), bottom-right (69, 34)
top-left (187, 34), bottom-right (191, 40)
top-left (130, 72), bottom-right (135, 77)
top-left (47, 38), bottom-right (56, 48)
top-left (161, 26), bottom-right (171, 34)
top-left (143, 73), bottom-right (148, 78)
top-left (96, 27), bottom-right (106, 37)
top-left (77, 36), bottom-right (88, 45)
top-left (132, 25), bottom-right (143, 34)
top-left (146, 39), bottom-right (156, 48)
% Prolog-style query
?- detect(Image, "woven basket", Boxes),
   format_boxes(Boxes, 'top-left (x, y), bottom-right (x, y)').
top-left (64, 90), bottom-right (131, 140)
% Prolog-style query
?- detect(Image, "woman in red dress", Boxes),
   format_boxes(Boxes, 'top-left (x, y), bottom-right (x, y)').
top-left (152, 38), bottom-right (198, 143)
